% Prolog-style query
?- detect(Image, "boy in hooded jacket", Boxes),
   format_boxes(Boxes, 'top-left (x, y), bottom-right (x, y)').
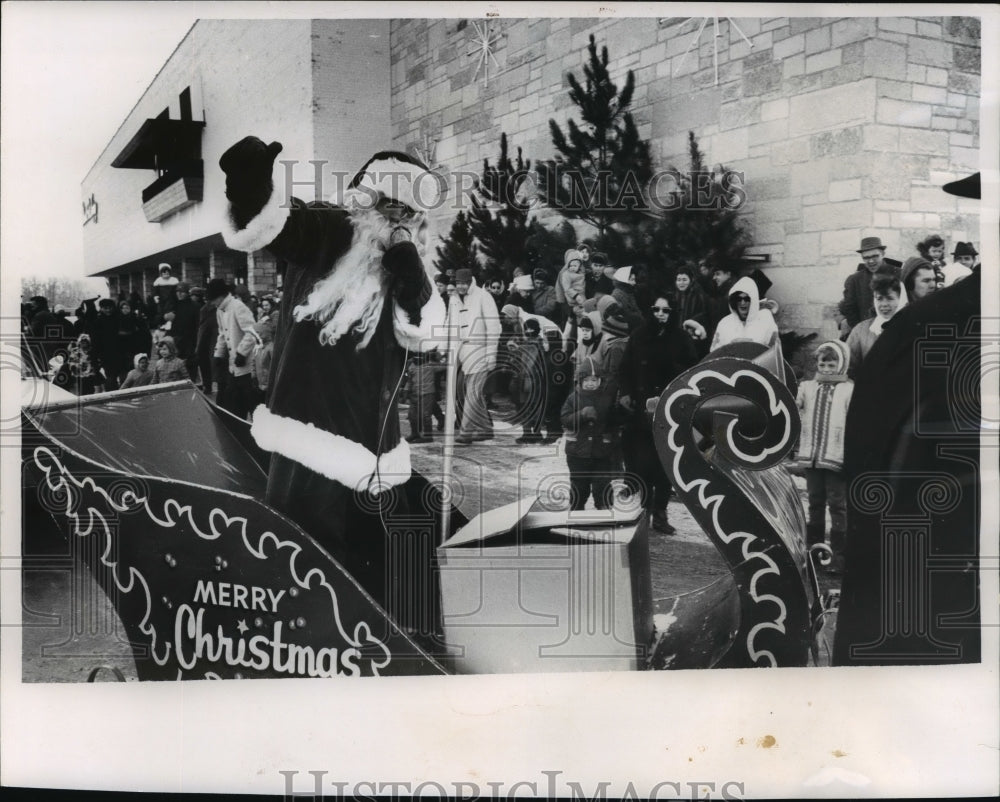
top-left (795, 340), bottom-right (854, 573)
top-left (120, 352), bottom-right (154, 389)
top-left (560, 356), bottom-right (624, 510)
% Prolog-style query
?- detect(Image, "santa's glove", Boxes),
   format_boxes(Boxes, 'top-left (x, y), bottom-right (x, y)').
top-left (219, 136), bottom-right (283, 229)
top-left (234, 353), bottom-right (247, 368)
top-left (382, 241), bottom-right (430, 325)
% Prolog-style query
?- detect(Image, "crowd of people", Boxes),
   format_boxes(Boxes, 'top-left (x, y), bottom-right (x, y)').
top-left (20, 263), bottom-right (281, 414)
top-left (405, 229), bottom-right (981, 545)
top-left (410, 246), bottom-right (780, 534)
top-left (23, 228), bottom-right (981, 557)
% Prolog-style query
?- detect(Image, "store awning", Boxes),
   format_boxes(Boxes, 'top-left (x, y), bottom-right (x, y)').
top-left (111, 118), bottom-right (206, 170)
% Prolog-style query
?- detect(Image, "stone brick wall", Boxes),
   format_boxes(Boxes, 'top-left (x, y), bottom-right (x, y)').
top-left (388, 15), bottom-right (981, 341)
top-left (311, 19), bottom-right (393, 195)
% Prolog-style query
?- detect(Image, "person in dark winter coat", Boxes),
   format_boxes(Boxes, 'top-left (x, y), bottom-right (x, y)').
top-left (591, 303), bottom-right (631, 379)
top-left (170, 282), bottom-right (201, 379)
top-left (218, 137), bottom-right (445, 618)
top-left (510, 318), bottom-right (547, 444)
top-left (573, 310), bottom-right (603, 379)
top-left (672, 265), bottom-right (709, 354)
top-left (405, 350), bottom-right (445, 443)
top-left (618, 295), bottom-right (700, 534)
top-left (833, 173), bottom-right (982, 667)
top-left (542, 329), bottom-right (571, 443)
top-left (114, 300), bottom-right (149, 384)
top-left (153, 264), bottom-right (180, 322)
top-left (24, 296), bottom-right (69, 370)
top-left (610, 266), bottom-right (644, 333)
top-left (530, 269), bottom-right (559, 324)
top-left (195, 289), bottom-right (219, 393)
top-left (560, 356), bottom-right (624, 510)
top-left (89, 298), bottom-right (125, 390)
top-left (836, 236), bottom-right (902, 339)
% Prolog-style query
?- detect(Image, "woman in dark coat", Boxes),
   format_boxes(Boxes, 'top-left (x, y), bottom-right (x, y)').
top-left (618, 294), bottom-right (700, 534)
top-left (115, 299), bottom-right (149, 384)
top-left (672, 265), bottom-right (709, 346)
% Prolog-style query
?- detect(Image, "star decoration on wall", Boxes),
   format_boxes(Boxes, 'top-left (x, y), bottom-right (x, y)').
top-left (412, 132), bottom-right (439, 172)
top-left (412, 132), bottom-right (449, 200)
top-left (664, 17), bottom-right (755, 85)
top-left (467, 20), bottom-right (502, 88)
top-left (237, 619), bottom-right (249, 634)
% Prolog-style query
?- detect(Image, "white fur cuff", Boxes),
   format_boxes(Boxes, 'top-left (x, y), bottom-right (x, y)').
top-left (221, 161), bottom-right (292, 253)
top-left (250, 405), bottom-right (411, 494)
top-left (394, 289), bottom-right (447, 352)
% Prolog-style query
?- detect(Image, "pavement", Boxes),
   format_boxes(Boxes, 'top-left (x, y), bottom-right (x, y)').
top-left (19, 400), bottom-right (841, 681)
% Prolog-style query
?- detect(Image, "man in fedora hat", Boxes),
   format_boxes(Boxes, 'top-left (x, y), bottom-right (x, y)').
top-left (942, 242), bottom-right (978, 287)
top-left (836, 236), bottom-right (902, 340)
top-left (834, 172), bottom-right (983, 666)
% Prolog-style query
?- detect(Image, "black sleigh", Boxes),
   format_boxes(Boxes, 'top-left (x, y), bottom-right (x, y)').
top-left (21, 342), bottom-right (836, 680)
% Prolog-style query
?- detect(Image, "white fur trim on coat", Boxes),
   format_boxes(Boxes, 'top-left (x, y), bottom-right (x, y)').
top-left (250, 405), bottom-right (411, 494)
top-left (222, 161), bottom-right (291, 253)
top-left (393, 288), bottom-right (447, 352)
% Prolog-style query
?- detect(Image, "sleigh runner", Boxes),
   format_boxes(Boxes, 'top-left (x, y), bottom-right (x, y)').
top-left (21, 341), bottom-right (835, 679)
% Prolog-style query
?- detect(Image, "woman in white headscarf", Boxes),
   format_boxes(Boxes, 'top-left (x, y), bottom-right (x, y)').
top-left (709, 275), bottom-right (779, 351)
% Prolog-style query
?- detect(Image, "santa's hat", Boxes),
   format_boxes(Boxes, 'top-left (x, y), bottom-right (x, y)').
top-left (349, 151), bottom-right (442, 211)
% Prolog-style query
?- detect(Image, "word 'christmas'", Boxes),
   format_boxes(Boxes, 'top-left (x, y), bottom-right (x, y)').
top-left (174, 605), bottom-right (367, 677)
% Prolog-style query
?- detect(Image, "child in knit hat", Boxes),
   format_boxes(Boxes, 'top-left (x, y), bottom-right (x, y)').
top-left (560, 355), bottom-right (625, 510)
top-left (795, 340), bottom-right (854, 573)
top-left (119, 353), bottom-right (154, 389)
top-left (151, 335), bottom-right (190, 385)
top-left (510, 318), bottom-right (547, 444)
top-left (573, 310), bottom-right (604, 378)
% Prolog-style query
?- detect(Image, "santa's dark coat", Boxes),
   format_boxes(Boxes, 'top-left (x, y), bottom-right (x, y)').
top-left (833, 273), bottom-right (981, 665)
top-left (223, 192), bottom-right (443, 610)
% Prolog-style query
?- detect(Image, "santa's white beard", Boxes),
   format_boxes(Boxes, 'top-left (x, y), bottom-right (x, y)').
top-left (292, 205), bottom-right (425, 349)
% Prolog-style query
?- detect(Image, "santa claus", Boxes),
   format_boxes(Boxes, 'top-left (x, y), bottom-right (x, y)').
top-left (219, 136), bottom-right (446, 616)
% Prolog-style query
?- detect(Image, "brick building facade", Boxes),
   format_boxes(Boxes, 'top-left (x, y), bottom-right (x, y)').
top-left (83, 15), bottom-right (981, 342)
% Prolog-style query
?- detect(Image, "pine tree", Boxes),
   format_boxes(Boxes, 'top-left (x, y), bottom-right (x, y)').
top-left (643, 131), bottom-right (750, 290)
top-left (433, 211), bottom-right (480, 278)
top-left (535, 34), bottom-right (654, 265)
top-left (523, 219), bottom-right (579, 278)
top-left (468, 133), bottom-right (533, 281)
